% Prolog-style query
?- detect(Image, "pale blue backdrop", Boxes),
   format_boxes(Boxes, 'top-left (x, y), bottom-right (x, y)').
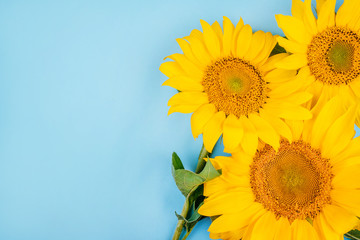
top-left (0, 0), bottom-right (356, 239)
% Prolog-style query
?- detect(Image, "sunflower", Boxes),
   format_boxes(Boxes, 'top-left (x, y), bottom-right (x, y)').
top-left (275, 0), bottom-right (360, 124)
top-left (198, 97), bottom-right (360, 240)
top-left (161, 17), bottom-right (312, 154)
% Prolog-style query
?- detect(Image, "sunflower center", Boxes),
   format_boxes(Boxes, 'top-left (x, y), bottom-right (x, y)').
top-left (307, 26), bottom-right (360, 85)
top-left (250, 140), bottom-right (333, 223)
top-left (202, 57), bottom-right (268, 117)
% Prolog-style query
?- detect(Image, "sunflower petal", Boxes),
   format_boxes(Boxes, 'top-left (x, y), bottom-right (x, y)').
top-left (236, 24), bottom-right (253, 58)
top-left (162, 75), bottom-right (203, 91)
top-left (223, 114), bottom-right (244, 151)
top-left (274, 53), bottom-right (308, 70)
top-left (275, 14), bottom-right (312, 44)
top-left (239, 116), bottom-right (258, 155)
top-left (245, 30), bottom-right (266, 62)
top-left (251, 211), bottom-right (277, 239)
top-left (259, 109), bottom-right (293, 141)
top-left (322, 204), bottom-right (358, 234)
top-left (291, 0), bottom-right (305, 19)
top-left (191, 104), bottom-right (216, 138)
top-left (168, 92), bottom-right (208, 106)
top-left (317, 0), bottom-right (336, 32)
top-left (223, 16), bottom-right (234, 56)
top-left (248, 113), bottom-right (280, 150)
top-left (200, 19), bottom-right (221, 58)
top-left (321, 106), bottom-right (356, 158)
top-left (277, 37), bottom-right (307, 54)
top-left (203, 111), bottom-right (226, 153)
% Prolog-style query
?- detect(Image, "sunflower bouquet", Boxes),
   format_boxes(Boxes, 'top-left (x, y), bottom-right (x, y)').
top-left (161, 0), bottom-right (360, 239)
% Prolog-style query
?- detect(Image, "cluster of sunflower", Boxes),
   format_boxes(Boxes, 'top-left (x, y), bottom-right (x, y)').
top-left (161, 0), bottom-right (360, 239)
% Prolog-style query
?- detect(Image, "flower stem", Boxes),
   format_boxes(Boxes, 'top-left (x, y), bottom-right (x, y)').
top-left (172, 198), bottom-right (190, 240)
top-left (195, 144), bottom-right (210, 173)
top-left (172, 144), bottom-right (210, 240)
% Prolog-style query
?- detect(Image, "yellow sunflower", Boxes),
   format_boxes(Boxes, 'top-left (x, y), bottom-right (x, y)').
top-left (275, 0), bottom-right (360, 124)
top-left (199, 97), bottom-right (360, 240)
top-left (161, 17), bottom-right (312, 154)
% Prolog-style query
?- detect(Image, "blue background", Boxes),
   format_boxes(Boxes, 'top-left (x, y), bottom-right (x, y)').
top-left (0, 0), bottom-right (356, 239)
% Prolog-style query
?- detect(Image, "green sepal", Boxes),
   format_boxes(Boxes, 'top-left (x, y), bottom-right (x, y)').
top-left (270, 42), bottom-right (286, 56)
top-left (173, 169), bottom-right (205, 196)
top-left (346, 230), bottom-right (360, 240)
top-left (172, 152), bottom-right (184, 173)
top-left (198, 158), bottom-right (221, 181)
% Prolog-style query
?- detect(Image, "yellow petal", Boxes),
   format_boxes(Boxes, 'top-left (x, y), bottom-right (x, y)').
top-left (199, 191), bottom-right (255, 217)
top-left (274, 217), bottom-right (291, 240)
top-left (268, 78), bottom-right (304, 98)
top-left (162, 76), bottom-right (203, 91)
top-left (169, 53), bottom-right (203, 79)
top-left (232, 18), bottom-right (245, 55)
top-left (223, 114), bottom-right (244, 150)
top-left (291, 0), bottom-right (305, 19)
top-left (239, 116), bottom-right (258, 155)
top-left (264, 69), bottom-right (297, 84)
top-left (332, 164), bottom-right (360, 189)
top-left (307, 97), bottom-right (342, 149)
top-left (168, 104), bottom-right (202, 115)
top-left (277, 37), bottom-right (307, 54)
top-left (190, 104), bottom-right (216, 138)
top-left (159, 61), bottom-right (184, 77)
top-left (265, 102), bottom-right (312, 120)
top-left (314, 213), bottom-right (341, 240)
top-left (203, 111), bottom-right (226, 153)
top-left (336, 0), bottom-right (360, 27)
top-left (251, 211), bottom-right (277, 240)
top-left (248, 113), bottom-right (280, 150)
top-left (222, 16), bottom-right (234, 56)
top-left (322, 204), bottom-right (358, 234)
top-left (274, 92), bottom-right (313, 105)
top-left (245, 30), bottom-right (266, 62)
top-left (260, 109), bottom-right (293, 141)
top-left (274, 53), bottom-right (308, 70)
top-left (236, 24), bottom-right (252, 58)
top-left (200, 19), bottom-right (221, 58)
top-left (285, 119), bottom-right (304, 141)
top-left (317, 0), bottom-right (336, 32)
top-left (185, 35), bottom-right (212, 66)
top-left (292, 219), bottom-right (319, 240)
top-left (331, 189), bottom-right (360, 216)
top-left (253, 32), bottom-right (277, 66)
top-left (176, 38), bottom-right (203, 68)
top-left (321, 106), bottom-right (356, 158)
top-left (207, 202), bottom-right (262, 233)
top-left (260, 53), bottom-right (289, 72)
top-left (168, 92), bottom-right (208, 106)
top-left (211, 21), bottom-right (223, 45)
top-left (316, 0), bottom-right (326, 13)
top-left (275, 14), bottom-right (312, 44)
top-left (303, 0), bottom-right (318, 35)
top-left (334, 136), bottom-right (360, 164)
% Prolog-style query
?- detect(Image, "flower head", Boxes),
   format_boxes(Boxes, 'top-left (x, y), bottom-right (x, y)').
top-left (276, 0), bottom-right (360, 124)
top-left (161, 17), bottom-right (312, 154)
top-left (199, 97), bottom-right (360, 239)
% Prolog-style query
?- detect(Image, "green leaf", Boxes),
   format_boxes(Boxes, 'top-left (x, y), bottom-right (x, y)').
top-left (346, 230), bottom-right (360, 240)
top-left (187, 202), bottom-right (204, 223)
top-left (198, 159), bottom-right (221, 182)
top-left (171, 152), bottom-right (184, 177)
top-left (173, 169), bottom-right (205, 196)
top-left (188, 185), bottom-right (203, 208)
top-left (270, 42), bottom-right (286, 56)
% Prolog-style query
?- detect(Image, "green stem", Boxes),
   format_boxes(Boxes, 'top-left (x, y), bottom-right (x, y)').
top-left (172, 199), bottom-right (190, 240)
top-left (172, 144), bottom-right (210, 240)
top-left (345, 233), bottom-right (360, 240)
top-left (195, 144), bottom-right (210, 173)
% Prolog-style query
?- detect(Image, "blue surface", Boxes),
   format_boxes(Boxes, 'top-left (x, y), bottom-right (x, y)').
top-left (0, 0), bottom-right (356, 239)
